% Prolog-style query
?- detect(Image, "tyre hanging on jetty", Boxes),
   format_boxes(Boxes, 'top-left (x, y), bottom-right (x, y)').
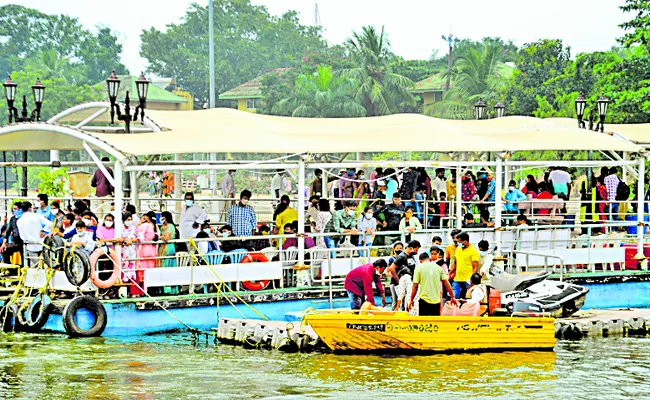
top-left (43, 235), bottom-right (65, 269)
top-left (64, 247), bottom-right (91, 287)
top-left (25, 294), bottom-right (52, 332)
top-left (89, 247), bottom-right (120, 289)
top-left (62, 295), bottom-right (107, 337)
top-left (241, 253), bottom-right (270, 291)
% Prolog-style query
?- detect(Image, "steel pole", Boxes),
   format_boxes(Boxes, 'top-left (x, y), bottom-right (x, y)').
top-left (208, 0), bottom-right (215, 109)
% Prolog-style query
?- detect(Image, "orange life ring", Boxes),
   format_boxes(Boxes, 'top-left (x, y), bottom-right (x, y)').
top-left (90, 247), bottom-right (121, 289)
top-left (240, 253), bottom-right (270, 291)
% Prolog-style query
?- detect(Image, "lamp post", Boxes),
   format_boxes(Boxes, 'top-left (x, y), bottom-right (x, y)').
top-left (575, 92), bottom-right (610, 133)
top-left (3, 75), bottom-right (46, 196)
top-left (474, 99), bottom-right (487, 120)
top-left (106, 71), bottom-right (150, 133)
top-left (494, 101), bottom-right (506, 118)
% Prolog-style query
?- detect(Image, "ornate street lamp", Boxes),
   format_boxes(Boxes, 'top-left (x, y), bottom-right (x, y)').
top-left (474, 99), bottom-right (487, 120)
top-left (2, 75), bottom-right (46, 123)
top-left (106, 70), bottom-right (150, 133)
top-left (494, 101), bottom-right (506, 118)
top-left (2, 75), bottom-right (46, 197)
top-left (575, 92), bottom-right (609, 132)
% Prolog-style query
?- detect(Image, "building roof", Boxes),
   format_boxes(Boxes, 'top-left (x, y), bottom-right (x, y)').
top-left (410, 73), bottom-right (447, 93)
top-left (219, 68), bottom-right (291, 100)
top-left (100, 75), bottom-right (188, 104)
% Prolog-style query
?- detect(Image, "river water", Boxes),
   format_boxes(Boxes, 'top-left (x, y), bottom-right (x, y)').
top-left (0, 333), bottom-right (648, 399)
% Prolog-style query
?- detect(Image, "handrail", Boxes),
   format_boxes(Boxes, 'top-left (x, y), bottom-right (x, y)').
top-left (512, 250), bottom-right (565, 282)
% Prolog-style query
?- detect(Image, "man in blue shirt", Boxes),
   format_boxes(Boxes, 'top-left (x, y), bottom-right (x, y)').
top-left (504, 180), bottom-right (527, 214)
top-left (227, 190), bottom-right (257, 249)
top-left (36, 194), bottom-right (54, 222)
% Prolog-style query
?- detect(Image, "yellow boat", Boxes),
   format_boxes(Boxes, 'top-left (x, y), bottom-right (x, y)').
top-left (303, 310), bottom-right (556, 353)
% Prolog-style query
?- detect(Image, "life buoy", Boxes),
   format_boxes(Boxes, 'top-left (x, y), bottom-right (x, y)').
top-left (90, 247), bottom-right (120, 289)
top-left (241, 253), bottom-right (270, 291)
top-left (64, 247), bottom-right (91, 287)
top-left (25, 294), bottom-right (52, 332)
top-left (62, 295), bottom-right (107, 337)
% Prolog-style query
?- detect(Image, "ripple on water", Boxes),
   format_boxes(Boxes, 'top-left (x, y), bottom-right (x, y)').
top-left (0, 334), bottom-right (649, 399)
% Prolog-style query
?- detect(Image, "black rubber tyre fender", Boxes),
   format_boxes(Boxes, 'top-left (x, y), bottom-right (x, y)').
top-left (24, 294), bottom-right (52, 332)
top-left (62, 295), bottom-right (107, 337)
top-left (43, 236), bottom-right (65, 269)
top-left (64, 247), bottom-right (91, 287)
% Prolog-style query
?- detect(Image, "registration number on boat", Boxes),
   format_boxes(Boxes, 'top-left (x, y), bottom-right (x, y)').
top-left (346, 323), bottom-right (386, 332)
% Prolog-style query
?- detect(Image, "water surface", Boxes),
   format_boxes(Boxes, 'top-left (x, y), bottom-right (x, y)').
top-left (0, 333), bottom-right (648, 399)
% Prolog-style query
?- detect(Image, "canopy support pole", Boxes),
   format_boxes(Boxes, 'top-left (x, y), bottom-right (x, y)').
top-left (114, 160), bottom-right (124, 236)
top-left (636, 155), bottom-right (646, 269)
top-left (297, 159), bottom-right (306, 269)
top-left (82, 141), bottom-right (115, 188)
top-left (130, 171), bottom-right (138, 214)
top-left (494, 157), bottom-right (504, 254)
top-left (174, 154), bottom-right (182, 213)
top-left (455, 158), bottom-right (462, 228)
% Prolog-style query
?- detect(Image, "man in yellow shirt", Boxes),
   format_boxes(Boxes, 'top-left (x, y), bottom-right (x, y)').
top-left (451, 232), bottom-right (479, 299)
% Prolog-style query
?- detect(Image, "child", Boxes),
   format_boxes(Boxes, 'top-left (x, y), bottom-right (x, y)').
top-left (465, 272), bottom-right (488, 316)
top-left (395, 253), bottom-right (425, 316)
top-left (69, 221), bottom-right (96, 257)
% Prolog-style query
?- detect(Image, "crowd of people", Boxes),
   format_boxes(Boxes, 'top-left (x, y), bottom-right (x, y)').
top-left (343, 233), bottom-right (494, 316)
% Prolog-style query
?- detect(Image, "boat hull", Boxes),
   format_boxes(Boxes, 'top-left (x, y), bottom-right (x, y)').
top-left (304, 312), bottom-right (556, 353)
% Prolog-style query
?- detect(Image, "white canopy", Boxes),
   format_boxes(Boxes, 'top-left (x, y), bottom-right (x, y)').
top-left (0, 106), bottom-right (644, 157)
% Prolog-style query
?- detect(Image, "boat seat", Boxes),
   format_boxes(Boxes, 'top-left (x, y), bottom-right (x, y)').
top-left (488, 270), bottom-right (550, 293)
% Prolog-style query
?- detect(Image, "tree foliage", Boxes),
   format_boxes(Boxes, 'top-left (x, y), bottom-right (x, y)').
top-left (140, 0), bottom-right (326, 107)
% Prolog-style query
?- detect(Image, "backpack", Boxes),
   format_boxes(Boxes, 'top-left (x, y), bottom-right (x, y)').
top-left (616, 179), bottom-right (630, 201)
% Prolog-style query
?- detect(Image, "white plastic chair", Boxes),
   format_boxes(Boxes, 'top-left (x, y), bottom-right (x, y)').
top-left (176, 252), bottom-right (192, 267)
top-left (536, 230), bottom-right (553, 250)
top-left (309, 246), bottom-right (330, 282)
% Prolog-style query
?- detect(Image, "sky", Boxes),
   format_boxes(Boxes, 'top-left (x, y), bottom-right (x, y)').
top-left (5, 0), bottom-right (631, 74)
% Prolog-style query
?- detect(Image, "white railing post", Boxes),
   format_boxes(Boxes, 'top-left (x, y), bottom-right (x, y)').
top-left (637, 155), bottom-right (646, 269)
top-left (298, 159), bottom-right (306, 267)
top-left (494, 157), bottom-right (503, 254)
top-left (114, 160), bottom-right (124, 236)
top-left (456, 160), bottom-right (462, 228)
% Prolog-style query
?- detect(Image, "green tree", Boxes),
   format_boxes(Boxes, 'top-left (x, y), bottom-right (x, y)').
top-left (619, 0), bottom-right (650, 48)
top-left (276, 65), bottom-right (365, 117)
top-left (340, 25), bottom-right (415, 116)
top-left (426, 42), bottom-right (508, 119)
top-left (140, 1), bottom-right (326, 107)
top-left (0, 5), bottom-right (127, 85)
top-left (504, 39), bottom-right (571, 115)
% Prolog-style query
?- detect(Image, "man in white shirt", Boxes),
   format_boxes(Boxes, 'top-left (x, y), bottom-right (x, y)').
top-left (179, 192), bottom-right (208, 242)
top-left (271, 169), bottom-right (286, 200)
top-left (430, 168), bottom-right (447, 200)
top-left (16, 201), bottom-right (53, 265)
top-left (548, 167), bottom-right (572, 196)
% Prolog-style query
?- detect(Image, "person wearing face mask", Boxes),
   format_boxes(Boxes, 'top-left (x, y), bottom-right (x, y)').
top-left (356, 206), bottom-right (377, 257)
top-left (0, 202), bottom-right (24, 264)
top-left (70, 221), bottom-right (96, 257)
top-left (179, 192), bottom-right (208, 246)
top-left (220, 169), bottom-right (237, 222)
top-left (218, 225), bottom-right (239, 254)
top-left (81, 211), bottom-right (98, 238)
top-left (305, 195), bottom-right (320, 227)
top-left (227, 190), bottom-right (257, 248)
top-left (158, 212), bottom-right (179, 278)
top-left (477, 240), bottom-right (494, 287)
top-left (282, 222), bottom-right (315, 250)
top-left (503, 180), bottom-right (527, 215)
top-left (399, 206), bottom-right (422, 243)
top-left (450, 232), bottom-right (480, 300)
top-left (445, 229), bottom-right (462, 271)
top-left (120, 212), bottom-right (139, 287)
top-left (131, 211), bottom-right (159, 296)
top-left (324, 200), bottom-right (359, 248)
top-left (383, 168), bottom-right (399, 201)
top-left (50, 201), bottom-right (64, 231)
top-left (386, 241), bottom-right (421, 310)
top-left (96, 214), bottom-right (118, 248)
top-left (338, 168), bottom-right (358, 201)
top-left (271, 169), bottom-right (286, 200)
top-left (387, 241), bottom-right (404, 310)
top-left (17, 202), bottom-right (53, 265)
top-left (35, 194), bottom-right (55, 222)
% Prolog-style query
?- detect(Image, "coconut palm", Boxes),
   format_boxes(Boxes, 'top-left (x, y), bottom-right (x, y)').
top-left (277, 65), bottom-right (366, 118)
top-left (340, 25), bottom-right (415, 116)
top-left (426, 43), bottom-right (507, 119)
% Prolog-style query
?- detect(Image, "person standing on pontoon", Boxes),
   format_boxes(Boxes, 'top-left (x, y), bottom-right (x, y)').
top-left (179, 192), bottom-right (207, 251)
top-left (227, 190), bottom-right (257, 249)
top-left (91, 157), bottom-right (114, 218)
top-left (221, 169), bottom-right (237, 221)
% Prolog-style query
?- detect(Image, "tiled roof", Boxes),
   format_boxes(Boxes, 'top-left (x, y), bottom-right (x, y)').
top-left (219, 68), bottom-right (291, 100)
top-left (100, 75), bottom-right (188, 103)
top-left (410, 73), bottom-right (446, 93)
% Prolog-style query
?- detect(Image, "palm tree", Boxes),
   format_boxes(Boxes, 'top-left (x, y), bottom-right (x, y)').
top-left (277, 65), bottom-right (366, 118)
top-left (340, 25), bottom-right (415, 116)
top-left (426, 43), bottom-right (506, 119)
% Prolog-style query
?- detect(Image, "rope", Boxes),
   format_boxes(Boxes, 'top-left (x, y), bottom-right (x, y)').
top-left (97, 246), bottom-right (201, 333)
top-left (188, 238), bottom-right (270, 321)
